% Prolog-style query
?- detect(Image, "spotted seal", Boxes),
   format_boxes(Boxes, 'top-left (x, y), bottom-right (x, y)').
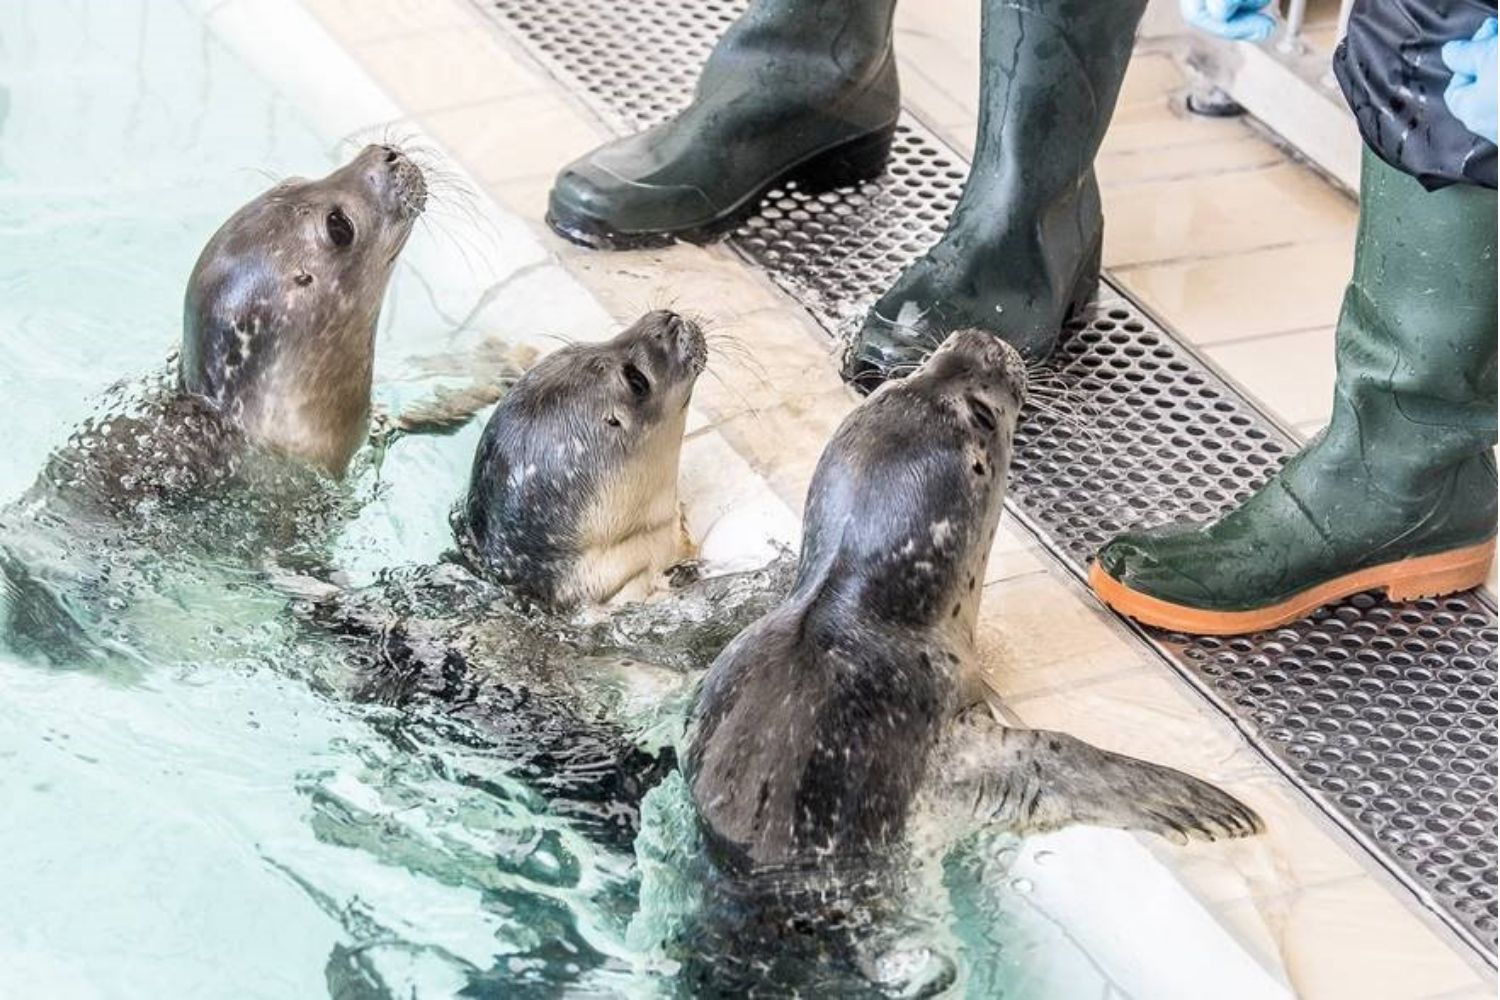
top-left (31, 143), bottom-right (427, 522)
top-left (179, 142), bottom-right (428, 479)
top-left (287, 310), bottom-right (727, 844)
top-left (684, 330), bottom-right (1263, 875)
top-left (1, 145), bottom-right (427, 663)
top-left (450, 308), bottom-right (708, 609)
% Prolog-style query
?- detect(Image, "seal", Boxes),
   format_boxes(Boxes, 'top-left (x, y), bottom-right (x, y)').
top-left (180, 142), bottom-right (428, 479)
top-left (450, 309), bottom-right (709, 609)
top-left (684, 330), bottom-right (1263, 875)
top-left (0, 145), bottom-right (427, 664)
top-left (35, 143), bottom-right (427, 518)
top-left (287, 310), bottom-right (726, 843)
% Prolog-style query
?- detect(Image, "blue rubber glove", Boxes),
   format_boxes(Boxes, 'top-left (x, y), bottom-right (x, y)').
top-left (1180, 0), bottom-right (1276, 42)
top-left (1442, 18), bottom-right (1498, 145)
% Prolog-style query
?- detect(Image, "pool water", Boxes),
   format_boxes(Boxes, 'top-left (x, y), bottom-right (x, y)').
top-left (0, 2), bottom-right (1276, 997)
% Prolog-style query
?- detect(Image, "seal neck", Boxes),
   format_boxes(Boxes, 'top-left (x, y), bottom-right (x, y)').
top-left (233, 315), bottom-right (377, 478)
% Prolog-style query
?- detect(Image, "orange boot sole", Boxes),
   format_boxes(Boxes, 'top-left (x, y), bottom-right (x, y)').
top-left (1088, 538), bottom-right (1496, 637)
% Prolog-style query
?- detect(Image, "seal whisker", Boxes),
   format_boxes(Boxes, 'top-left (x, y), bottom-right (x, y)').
top-left (707, 355), bottom-right (771, 391)
top-left (1025, 380), bottom-right (1098, 419)
top-left (703, 330), bottom-right (756, 356)
top-left (680, 309), bottom-right (721, 336)
top-left (1025, 388), bottom-right (1095, 422)
top-left (1020, 398), bottom-right (1108, 460)
top-left (645, 290), bottom-right (688, 316)
top-left (407, 174), bottom-right (518, 278)
top-left (413, 216), bottom-right (498, 288)
top-left (702, 329), bottom-right (768, 379)
top-left (701, 366), bottom-right (766, 423)
top-left (702, 331), bottom-right (754, 354)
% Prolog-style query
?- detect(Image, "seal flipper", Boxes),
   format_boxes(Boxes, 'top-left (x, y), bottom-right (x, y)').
top-left (0, 549), bottom-right (101, 667)
top-left (370, 381), bottom-right (515, 450)
top-left (942, 708), bottom-right (1263, 844)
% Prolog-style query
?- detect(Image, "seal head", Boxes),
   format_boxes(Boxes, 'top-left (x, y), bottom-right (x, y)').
top-left (454, 310), bottom-right (708, 608)
top-left (181, 144), bottom-right (427, 477)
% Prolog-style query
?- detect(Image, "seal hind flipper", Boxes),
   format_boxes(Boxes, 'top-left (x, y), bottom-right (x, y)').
top-left (0, 548), bottom-right (103, 667)
top-left (942, 708), bottom-right (1263, 844)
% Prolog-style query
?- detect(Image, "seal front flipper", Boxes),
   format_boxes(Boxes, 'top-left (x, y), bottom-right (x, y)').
top-left (580, 556), bottom-right (796, 673)
top-left (942, 708), bottom-right (1263, 844)
top-left (381, 380), bottom-right (515, 442)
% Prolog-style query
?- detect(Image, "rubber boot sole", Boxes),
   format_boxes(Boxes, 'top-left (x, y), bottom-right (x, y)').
top-left (1088, 538), bottom-right (1496, 636)
top-left (547, 123), bottom-right (898, 251)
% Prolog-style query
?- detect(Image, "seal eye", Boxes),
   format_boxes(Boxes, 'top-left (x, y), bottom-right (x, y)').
top-left (967, 397), bottom-right (998, 433)
top-left (622, 363), bottom-right (651, 399)
top-left (326, 207), bottom-right (355, 248)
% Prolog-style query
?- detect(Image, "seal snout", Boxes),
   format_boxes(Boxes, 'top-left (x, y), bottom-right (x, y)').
top-left (670, 313), bottom-right (709, 376)
top-left (933, 329), bottom-right (1027, 404)
top-left (638, 309), bottom-right (708, 377)
top-left (370, 144), bottom-right (427, 219)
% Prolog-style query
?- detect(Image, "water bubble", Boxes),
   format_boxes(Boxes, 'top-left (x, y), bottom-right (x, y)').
top-left (1033, 849), bottom-right (1055, 866)
top-left (870, 944), bottom-right (958, 997)
top-left (1010, 877), bottom-right (1034, 894)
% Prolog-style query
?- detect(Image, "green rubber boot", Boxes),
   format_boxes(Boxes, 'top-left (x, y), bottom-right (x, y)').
top-left (547, 0), bottom-right (900, 250)
top-left (842, 0), bottom-right (1147, 388)
top-left (1091, 148), bottom-right (1498, 636)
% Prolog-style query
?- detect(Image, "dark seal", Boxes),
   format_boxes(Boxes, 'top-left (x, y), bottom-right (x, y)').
top-left (451, 309), bottom-right (708, 608)
top-left (684, 330), bottom-right (1262, 872)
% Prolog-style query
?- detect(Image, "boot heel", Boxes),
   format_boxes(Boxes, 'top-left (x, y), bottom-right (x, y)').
top-left (1064, 234), bottom-right (1103, 321)
top-left (1384, 540), bottom-right (1496, 602)
top-left (790, 125), bottom-right (897, 194)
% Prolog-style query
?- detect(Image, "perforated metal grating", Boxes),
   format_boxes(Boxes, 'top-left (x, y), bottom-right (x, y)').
top-left (482, 0), bottom-right (1498, 956)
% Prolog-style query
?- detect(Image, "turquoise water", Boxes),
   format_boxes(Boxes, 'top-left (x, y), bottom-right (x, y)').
top-left (0, 2), bottom-right (1123, 997)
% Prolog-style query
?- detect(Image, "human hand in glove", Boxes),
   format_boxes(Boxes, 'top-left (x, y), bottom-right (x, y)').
top-left (1180, 0), bottom-right (1276, 42)
top-left (1442, 17), bottom-right (1498, 145)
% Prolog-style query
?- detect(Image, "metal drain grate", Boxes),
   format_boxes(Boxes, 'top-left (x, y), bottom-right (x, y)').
top-left (483, 0), bottom-right (1498, 956)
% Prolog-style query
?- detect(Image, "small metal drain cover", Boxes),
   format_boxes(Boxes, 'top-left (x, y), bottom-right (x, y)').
top-left (483, 0), bottom-right (1497, 956)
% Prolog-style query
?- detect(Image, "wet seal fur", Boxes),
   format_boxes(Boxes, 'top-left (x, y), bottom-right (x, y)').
top-left (670, 331), bottom-right (1264, 991)
top-left (182, 142), bottom-right (428, 480)
top-left (450, 309), bottom-right (708, 609)
top-left (33, 144), bottom-right (427, 519)
top-left (683, 331), bottom-right (1262, 908)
